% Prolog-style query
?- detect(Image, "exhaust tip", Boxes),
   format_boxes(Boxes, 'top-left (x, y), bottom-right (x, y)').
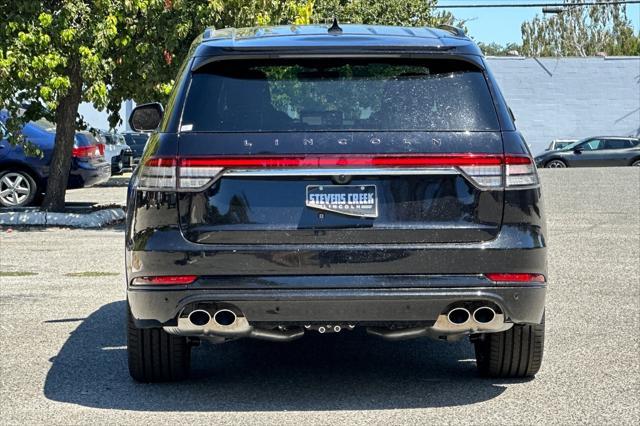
top-left (188, 310), bottom-right (211, 327)
top-left (447, 307), bottom-right (471, 325)
top-left (213, 309), bottom-right (237, 327)
top-left (473, 307), bottom-right (496, 324)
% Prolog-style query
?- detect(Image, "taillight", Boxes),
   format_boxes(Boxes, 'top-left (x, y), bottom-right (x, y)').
top-left (504, 155), bottom-right (539, 188)
top-left (96, 143), bottom-right (105, 156)
top-left (132, 275), bottom-right (197, 285)
top-left (136, 154), bottom-right (539, 192)
top-left (485, 273), bottom-right (546, 283)
top-left (72, 145), bottom-right (99, 159)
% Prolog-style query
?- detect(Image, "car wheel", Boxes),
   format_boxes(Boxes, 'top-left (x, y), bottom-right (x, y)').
top-left (0, 170), bottom-right (38, 208)
top-left (111, 155), bottom-right (123, 175)
top-left (127, 305), bottom-right (191, 382)
top-left (545, 159), bottom-right (567, 168)
top-left (473, 315), bottom-right (545, 378)
top-left (632, 159), bottom-right (640, 167)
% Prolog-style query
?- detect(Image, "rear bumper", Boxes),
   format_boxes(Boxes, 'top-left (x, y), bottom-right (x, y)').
top-left (68, 161), bottom-right (111, 188)
top-left (128, 282), bottom-right (546, 328)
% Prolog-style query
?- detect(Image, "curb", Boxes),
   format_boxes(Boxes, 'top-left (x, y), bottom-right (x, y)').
top-left (0, 208), bottom-right (125, 228)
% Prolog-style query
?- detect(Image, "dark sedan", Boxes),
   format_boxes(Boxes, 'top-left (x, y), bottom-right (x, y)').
top-left (535, 137), bottom-right (640, 168)
top-left (0, 119), bottom-right (110, 207)
top-left (122, 132), bottom-right (149, 165)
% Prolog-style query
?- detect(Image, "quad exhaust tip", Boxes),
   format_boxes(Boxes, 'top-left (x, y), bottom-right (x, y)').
top-left (473, 306), bottom-right (496, 324)
top-left (213, 309), bottom-right (237, 326)
top-left (447, 307), bottom-right (471, 325)
top-left (188, 309), bottom-right (211, 327)
top-left (188, 308), bottom-right (238, 327)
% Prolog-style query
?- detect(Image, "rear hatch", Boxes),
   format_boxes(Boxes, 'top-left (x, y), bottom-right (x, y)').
top-left (170, 58), bottom-right (506, 244)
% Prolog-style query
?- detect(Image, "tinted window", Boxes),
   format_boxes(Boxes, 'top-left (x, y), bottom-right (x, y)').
top-left (580, 139), bottom-right (604, 150)
top-left (604, 139), bottom-right (632, 149)
top-left (182, 59), bottom-right (500, 132)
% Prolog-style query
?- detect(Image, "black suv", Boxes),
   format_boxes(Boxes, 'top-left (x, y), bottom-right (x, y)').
top-left (125, 24), bottom-right (546, 382)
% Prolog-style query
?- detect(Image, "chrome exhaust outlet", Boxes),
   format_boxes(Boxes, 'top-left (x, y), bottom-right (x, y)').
top-left (447, 307), bottom-right (471, 325)
top-left (473, 307), bottom-right (496, 324)
top-left (213, 309), bottom-right (237, 327)
top-left (188, 309), bottom-right (211, 327)
top-left (168, 306), bottom-right (304, 342)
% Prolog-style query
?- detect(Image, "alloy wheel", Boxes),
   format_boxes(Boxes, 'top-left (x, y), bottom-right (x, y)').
top-left (0, 172), bottom-right (33, 207)
top-left (546, 160), bottom-right (566, 168)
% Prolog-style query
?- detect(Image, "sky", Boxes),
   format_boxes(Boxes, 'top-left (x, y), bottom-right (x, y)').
top-left (438, 0), bottom-right (640, 45)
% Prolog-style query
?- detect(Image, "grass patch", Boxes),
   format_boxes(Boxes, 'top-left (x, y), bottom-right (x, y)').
top-left (64, 271), bottom-right (119, 278)
top-left (0, 271), bottom-right (38, 277)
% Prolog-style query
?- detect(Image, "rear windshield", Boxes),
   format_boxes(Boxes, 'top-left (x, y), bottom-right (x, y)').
top-left (182, 59), bottom-right (499, 132)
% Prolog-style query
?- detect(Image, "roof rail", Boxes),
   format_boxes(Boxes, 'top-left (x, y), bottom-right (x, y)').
top-left (202, 26), bottom-right (216, 40)
top-left (437, 24), bottom-right (465, 38)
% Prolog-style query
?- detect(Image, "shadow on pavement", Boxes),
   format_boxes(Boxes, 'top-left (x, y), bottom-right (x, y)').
top-left (44, 301), bottom-right (512, 411)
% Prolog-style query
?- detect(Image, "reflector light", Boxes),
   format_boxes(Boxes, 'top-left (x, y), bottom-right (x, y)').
top-left (137, 153), bottom-right (539, 192)
top-left (485, 273), bottom-right (546, 283)
top-left (133, 275), bottom-right (197, 285)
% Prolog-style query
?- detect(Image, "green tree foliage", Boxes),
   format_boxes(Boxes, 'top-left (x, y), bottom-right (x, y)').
top-left (0, 0), bottom-right (452, 211)
top-left (311, 0), bottom-right (454, 27)
top-left (477, 42), bottom-right (522, 57)
top-left (521, 0), bottom-right (640, 57)
top-left (0, 0), bottom-right (311, 211)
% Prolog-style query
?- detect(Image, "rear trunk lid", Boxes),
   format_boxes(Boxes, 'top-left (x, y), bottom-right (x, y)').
top-left (171, 57), bottom-right (506, 244)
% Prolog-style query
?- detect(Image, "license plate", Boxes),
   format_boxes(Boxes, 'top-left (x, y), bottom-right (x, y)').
top-left (306, 185), bottom-right (378, 218)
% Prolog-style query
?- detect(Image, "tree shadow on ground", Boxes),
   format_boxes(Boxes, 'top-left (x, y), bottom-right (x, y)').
top-left (44, 301), bottom-right (521, 412)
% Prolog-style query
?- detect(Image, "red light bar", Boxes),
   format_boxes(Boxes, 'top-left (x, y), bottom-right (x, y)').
top-left (145, 157), bottom-right (177, 167)
top-left (485, 273), bottom-right (546, 283)
top-left (133, 275), bottom-right (197, 285)
top-left (178, 154), bottom-right (504, 168)
top-left (72, 145), bottom-right (98, 158)
top-left (504, 155), bottom-right (533, 165)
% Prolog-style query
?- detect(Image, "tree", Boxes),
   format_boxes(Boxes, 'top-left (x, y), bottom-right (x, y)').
top-left (312, 0), bottom-right (455, 27)
top-left (0, 0), bottom-right (310, 211)
top-left (477, 42), bottom-right (522, 57)
top-left (521, 0), bottom-right (640, 57)
top-left (1, 0), bottom-right (454, 211)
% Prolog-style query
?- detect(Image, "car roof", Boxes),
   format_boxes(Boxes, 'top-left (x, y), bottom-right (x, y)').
top-left (193, 24), bottom-right (481, 56)
top-left (584, 136), bottom-right (639, 140)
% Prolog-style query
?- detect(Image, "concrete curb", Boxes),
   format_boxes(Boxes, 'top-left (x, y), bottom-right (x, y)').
top-left (0, 208), bottom-right (125, 228)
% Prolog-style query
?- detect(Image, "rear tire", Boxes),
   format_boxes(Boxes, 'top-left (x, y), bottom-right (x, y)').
top-left (127, 306), bottom-right (191, 382)
top-left (111, 155), bottom-right (123, 175)
top-left (631, 159), bottom-right (640, 166)
top-left (545, 159), bottom-right (567, 168)
top-left (0, 169), bottom-right (38, 207)
top-left (473, 315), bottom-right (545, 378)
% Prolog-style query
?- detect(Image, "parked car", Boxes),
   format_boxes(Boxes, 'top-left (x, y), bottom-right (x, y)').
top-left (0, 119), bottom-right (111, 207)
top-left (545, 139), bottom-right (578, 151)
top-left (122, 132), bottom-right (149, 165)
top-left (125, 23), bottom-right (547, 382)
top-left (535, 137), bottom-right (640, 168)
top-left (98, 131), bottom-right (133, 174)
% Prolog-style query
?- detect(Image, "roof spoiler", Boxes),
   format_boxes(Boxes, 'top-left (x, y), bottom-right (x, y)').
top-left (437, 25), bottom-right (465, 38)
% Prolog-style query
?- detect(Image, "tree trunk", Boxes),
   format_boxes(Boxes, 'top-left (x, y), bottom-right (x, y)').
top-left (41, 59), bottom-right (82, 212)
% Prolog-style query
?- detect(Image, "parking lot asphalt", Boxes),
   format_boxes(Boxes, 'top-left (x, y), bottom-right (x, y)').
top-left (1, 167), bottom-right (639, 425)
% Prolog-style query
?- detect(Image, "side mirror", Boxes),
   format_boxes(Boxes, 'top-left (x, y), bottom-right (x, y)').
top-left (573, 147), bottom-right (584, 153)
top-left (129, 103), bottom-right (163, 132)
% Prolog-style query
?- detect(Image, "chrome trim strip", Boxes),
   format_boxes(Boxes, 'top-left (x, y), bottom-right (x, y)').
top-left (223, 167), bottom-right (460, 177)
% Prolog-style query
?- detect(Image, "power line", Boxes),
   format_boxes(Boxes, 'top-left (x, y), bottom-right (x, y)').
top-left (433, 1), bottom-right (640, 8)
